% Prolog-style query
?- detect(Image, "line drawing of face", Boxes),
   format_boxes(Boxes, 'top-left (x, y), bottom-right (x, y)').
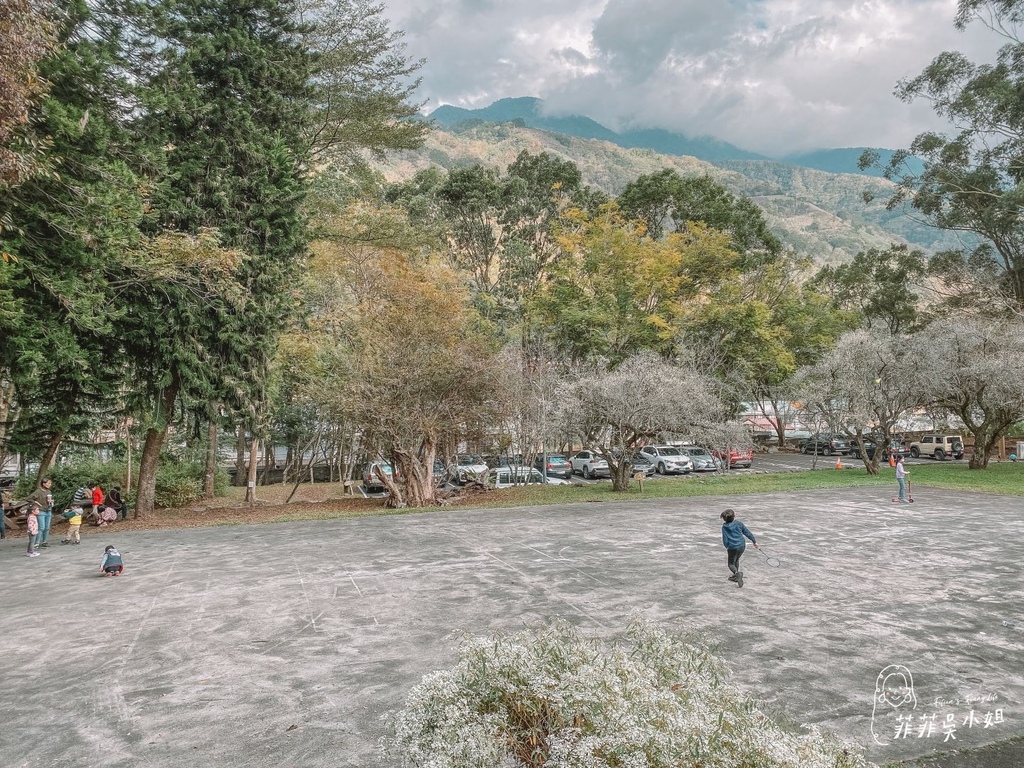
top-left (871, 664), bottom-right (917, 745)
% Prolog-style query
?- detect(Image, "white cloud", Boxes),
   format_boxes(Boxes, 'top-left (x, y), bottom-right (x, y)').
top-left (382, 0), bottom-right (1005, 155)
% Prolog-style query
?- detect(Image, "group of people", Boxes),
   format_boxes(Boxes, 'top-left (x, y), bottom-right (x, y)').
top-left (7, 477), bottom-right (127, 556)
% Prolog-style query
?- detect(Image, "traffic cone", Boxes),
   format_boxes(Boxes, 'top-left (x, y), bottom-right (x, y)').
top-left (835, 456), bottom-right (843, 470)
top-left (889, 455), bottom-right (896, 468)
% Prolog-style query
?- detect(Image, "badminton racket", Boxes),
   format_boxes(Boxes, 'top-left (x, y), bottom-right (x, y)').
top-left (756, 547), bottom-right (780, 567)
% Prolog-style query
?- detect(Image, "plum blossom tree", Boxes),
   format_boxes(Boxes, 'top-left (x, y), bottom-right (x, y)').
top-left (558, 352), bottom-right (725, 491)
top-left (907, 318), bottom-right (1024, 468)
top-left (795, 330), bottom-right (919, 475)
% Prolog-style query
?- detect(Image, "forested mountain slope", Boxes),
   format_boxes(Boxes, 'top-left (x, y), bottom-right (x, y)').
top-left (373, 121), bottom-right (960, 264)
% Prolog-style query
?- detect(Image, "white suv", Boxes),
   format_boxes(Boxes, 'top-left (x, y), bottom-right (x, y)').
top-left (909, 435), bottom-right (965, 460)
top-left (639, 445), bottom-right (694, 475)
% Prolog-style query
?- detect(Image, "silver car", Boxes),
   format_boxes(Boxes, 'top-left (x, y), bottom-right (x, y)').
top-left (678, 446), bottom-right (721, 472)
top-left (639, 445), bottom-right (694, 475)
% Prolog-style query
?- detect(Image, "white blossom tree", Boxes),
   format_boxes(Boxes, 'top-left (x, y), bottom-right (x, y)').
top-left (795, 329), bottom-right (920, 474)
top-left (558, 352), bottom-right (725, 491)
top-left (908, 318), bottom-right (1024, 469)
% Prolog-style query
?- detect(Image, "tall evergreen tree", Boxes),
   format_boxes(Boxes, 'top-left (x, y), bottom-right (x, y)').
top-left (124, 0), bottom-right (315, 514)
top-left (0, 0), bottom-right (144, 476)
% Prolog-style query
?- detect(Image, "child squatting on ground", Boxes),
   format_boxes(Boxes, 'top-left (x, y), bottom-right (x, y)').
top-left (100, 545), bottom-right (124, 576)
top-left (721, 508), bottom-right (759, 588)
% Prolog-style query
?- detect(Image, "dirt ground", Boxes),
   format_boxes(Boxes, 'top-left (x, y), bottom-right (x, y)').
top-left (3, 482), bottom-right (392, 538)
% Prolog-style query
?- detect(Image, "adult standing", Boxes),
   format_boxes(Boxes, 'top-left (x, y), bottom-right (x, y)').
top-left (26, 477), bottom-right (54, 548)
top-left (895, 456), bottom-right (909, 503)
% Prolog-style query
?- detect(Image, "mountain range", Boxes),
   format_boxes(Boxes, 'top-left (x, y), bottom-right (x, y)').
top-left (370, 97), bottom-right (952, 264)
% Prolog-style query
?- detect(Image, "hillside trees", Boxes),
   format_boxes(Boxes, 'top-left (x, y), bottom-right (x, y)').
top-left (865, 0), bottom-right (1024, 310)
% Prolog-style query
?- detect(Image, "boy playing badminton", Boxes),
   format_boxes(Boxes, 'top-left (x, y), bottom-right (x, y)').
top-left (720, 508), bottom-right (759, 588)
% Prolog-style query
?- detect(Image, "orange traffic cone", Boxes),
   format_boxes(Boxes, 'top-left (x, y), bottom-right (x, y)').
top-left (889, 455), bottom-right (896, 468)
top-left (835, 456), bottom-right (843, 470)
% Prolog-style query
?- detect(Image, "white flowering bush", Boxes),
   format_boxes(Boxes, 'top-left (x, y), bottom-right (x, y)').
top-left (382, 619), bottom-right (872, 768)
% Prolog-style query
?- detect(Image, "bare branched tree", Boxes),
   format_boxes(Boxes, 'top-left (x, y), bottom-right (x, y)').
top-left (559, 352), bottom-right (725, 491)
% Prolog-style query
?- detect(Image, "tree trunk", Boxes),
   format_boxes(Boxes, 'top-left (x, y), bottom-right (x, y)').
top-left (234, 424), bottom-right (246, 486)
top-left (385, 440), bottom-right (438, 508)
top-left (245, 436), bottom-right (259, 503)
top-left (135, 376), bottom-right (180, 517)
top-left (609, 458), bottom-right (631, 492)
top-left (37, 430), bottom-right (64, 480)
top-left (0, 377), bottom-right (16, 473)
top-left (203, 416), bottom-right (218, 499)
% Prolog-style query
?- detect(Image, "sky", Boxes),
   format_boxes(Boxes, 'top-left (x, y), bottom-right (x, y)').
top-left (379, 0), bottom-right (1004, 157)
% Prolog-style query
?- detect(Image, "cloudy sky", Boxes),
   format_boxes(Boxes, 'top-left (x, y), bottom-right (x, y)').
top-left (380, 0), bottom-right (1002, 157)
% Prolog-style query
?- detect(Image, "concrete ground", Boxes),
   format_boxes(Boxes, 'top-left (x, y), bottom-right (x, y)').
top-left (2, 486), bottom-right (1022, 768)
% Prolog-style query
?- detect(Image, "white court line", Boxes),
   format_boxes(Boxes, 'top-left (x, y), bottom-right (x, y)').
top-left (445, 527), bottom-right (609, 629)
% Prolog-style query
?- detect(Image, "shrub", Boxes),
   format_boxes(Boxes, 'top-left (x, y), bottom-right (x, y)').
top-left (15, 460), bottom-right (127, 510)
top-left (154, 461), bottom-right (229, 508)
top-left (382, 618), bottom-right (870, 768)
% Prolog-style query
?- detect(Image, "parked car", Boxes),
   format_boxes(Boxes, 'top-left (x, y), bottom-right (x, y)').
top-left (909, 434), bottom-right (965, 460)
top-left (678, 445), bottom-right (721, 472)
top-left (490, 465), bottom-right (570, 488)
top-left (638, 445), bottom-right (693, 475)
top-left (623, 452), bottom-right (656, 477)
top-left (801, 433), bottom-right (850, 456)
top-left (533, 454), bottom-right (574, 479)
top-left (848, 437), bottom-right (910, 461)
top-left (449, 454), bottom-right (489, 484)
top-left (362, 461), bottom-right (393, 492)
top-left (569, 450), bottom-right (611, 479)
top-left (709, 445), bottom-right (754, 469)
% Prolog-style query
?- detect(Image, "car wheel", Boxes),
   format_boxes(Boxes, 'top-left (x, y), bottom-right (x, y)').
top-left (657, 462), bottom-right (667, 474)
top-left (910, 447), bottom-right (920, 458)
top-left (802, 445), bottom-right (810, 455)
top-left (935, 448), bottom-right (946, 461)
top-left (583, 465), bottom-right (591, 479)
top-left (824, 447), bottom-right (833, 456)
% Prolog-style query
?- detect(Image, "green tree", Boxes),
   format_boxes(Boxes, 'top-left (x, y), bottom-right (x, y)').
top-left (812, 245), bottom-right (926, 334)
top-left (863, 0), bottom-right (1024, 310)
top-left (0, 0), bottom-right (144, 479)
top-left (126, 0), bottom-right (315, 513)
top-left (0, 0), bottom-right (56, 187)
top-left (301, 0), bottom-right (428, 162)
top-left (617, 170), bottom-right (782, 267)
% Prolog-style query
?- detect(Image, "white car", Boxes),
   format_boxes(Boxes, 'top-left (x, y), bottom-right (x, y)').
top-left (489, 466), bottom-right (570, 488)
top-left (569, 450), bottom-right (610, 479)
top-left (639, 445), bottom-right (694, 475)
top-left (448, 454), bottom-right (489, 484)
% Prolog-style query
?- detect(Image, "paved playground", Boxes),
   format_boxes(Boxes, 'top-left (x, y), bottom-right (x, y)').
top-left (2, 486), bottom-right (1022, 767)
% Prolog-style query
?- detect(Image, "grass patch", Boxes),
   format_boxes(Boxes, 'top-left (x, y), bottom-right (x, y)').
top-left (94, 461), bottom-right (1024, 537)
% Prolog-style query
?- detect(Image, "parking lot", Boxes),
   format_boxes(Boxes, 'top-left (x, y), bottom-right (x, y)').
top-left (355, 451), bottom-right (962, 497)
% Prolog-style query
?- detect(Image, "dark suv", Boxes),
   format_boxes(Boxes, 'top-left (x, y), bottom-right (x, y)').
top-left (802, 433), bottom-right (850, 455)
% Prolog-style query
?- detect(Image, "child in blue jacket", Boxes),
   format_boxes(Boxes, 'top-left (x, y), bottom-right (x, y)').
top-left (721, 508), bottom-right (759, 588)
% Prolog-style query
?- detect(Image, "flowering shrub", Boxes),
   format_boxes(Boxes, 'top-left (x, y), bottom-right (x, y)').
top-left (382, 619), bottom-right (871, 768)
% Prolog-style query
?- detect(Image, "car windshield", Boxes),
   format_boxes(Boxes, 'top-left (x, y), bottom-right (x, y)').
top-left (457, 455), bottom-right (483, 465)
top-left (545, 456), bottom-right (569, 464)
top-left (684, 448), bottom-right (710, 456)
top-left (658, 448), bottom-right (681, 456)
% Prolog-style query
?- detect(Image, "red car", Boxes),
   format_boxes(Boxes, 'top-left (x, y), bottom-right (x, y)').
top-left (710, 445), bottom-right (753, 469)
